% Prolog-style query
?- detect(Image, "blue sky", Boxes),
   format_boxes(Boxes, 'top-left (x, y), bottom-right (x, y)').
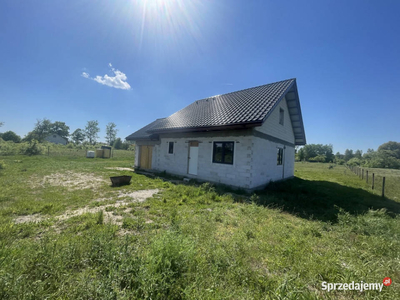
top-left (1, 0), bottom-right (399, 154)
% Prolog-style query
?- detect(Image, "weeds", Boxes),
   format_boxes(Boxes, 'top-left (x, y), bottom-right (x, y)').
top-left (0, 157), bottom-right (399, 299)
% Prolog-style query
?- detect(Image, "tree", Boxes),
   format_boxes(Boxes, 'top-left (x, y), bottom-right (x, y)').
top-left (105, 122), bottom-right (118, 145)
top-left (1, 131), bottom-right (21, 143)
top-left (71, 129), bottom-right (85, 145)
top-left (50, 121), bottom-right (70, 139)
top-left (22, 131), bottom-right (38, 142)
top-left (378, 141), bottom-right (400, 159)
top-left (113, 137), bottom-right (123, 149)
top-left (344, 149), bottom-right (354, 162)
top-left (33, 118), bottom-right (52, 142)
top-left (299, 144), bottom-right (333, 162)
top-left (354, 149), bottom-right (363, 159)
top-left (84, 120), bottom-right (100, 145)
top-left (297, 147), bottom-right (305, 161)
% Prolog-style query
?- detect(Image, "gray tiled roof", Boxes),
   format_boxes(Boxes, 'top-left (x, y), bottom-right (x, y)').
top-left (148, 79), bottom-right (295, 132)
top-left (125, 118), bottom-right (165, 140)
top-left (126, 78), bottom-right (306, 145)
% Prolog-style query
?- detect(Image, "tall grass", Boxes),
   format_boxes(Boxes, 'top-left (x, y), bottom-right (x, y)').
top-left (0, 158), bottom-right (398, 299)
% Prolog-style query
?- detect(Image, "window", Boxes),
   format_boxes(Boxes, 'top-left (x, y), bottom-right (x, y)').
top-left (277, 148), bottom-right (283, 165)
top-left (168, 141), bottom-right (174, 154)
top-left (213, 142), bottom-right (234, 164)
top-left (279, 108), bottom-right (284, 125)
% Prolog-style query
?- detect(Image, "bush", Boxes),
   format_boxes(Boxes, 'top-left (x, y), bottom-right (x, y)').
top-left (347, 157), bottom-right (362, 166)
top-left (24, 140), bottom-right (44, 156)
top-left (0, 141), bottom-right (17, 155)
top-left (0, 160), bottom-right (5, 169)
top-left (335, 158), bottom-right (345, 165)
top-left (309, 155), bottom-right (326, 163)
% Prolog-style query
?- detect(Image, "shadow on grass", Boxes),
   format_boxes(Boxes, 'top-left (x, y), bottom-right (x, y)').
top-left (254, 177), bottom-right (400, 223)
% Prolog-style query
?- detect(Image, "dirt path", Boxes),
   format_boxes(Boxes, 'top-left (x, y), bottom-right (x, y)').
top-left (14, 189), bottom-right (160, 225)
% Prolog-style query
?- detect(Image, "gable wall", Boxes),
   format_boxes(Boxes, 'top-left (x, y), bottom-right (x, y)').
top-left (255, 96), bottom-right (295, 144)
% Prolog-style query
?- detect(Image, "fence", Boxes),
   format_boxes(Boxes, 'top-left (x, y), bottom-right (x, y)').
top-left (45, 147), bottom-right (135, 159)
top-left (348, 165), bottom-right (400, 201)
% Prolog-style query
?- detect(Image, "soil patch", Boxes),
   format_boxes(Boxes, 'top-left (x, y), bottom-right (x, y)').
top-left (105, 167), bottom-right (135, 172)
top-left (31, 171), bottom-right (108, 191)
top-left (14, 189), bottom-right (160, 225)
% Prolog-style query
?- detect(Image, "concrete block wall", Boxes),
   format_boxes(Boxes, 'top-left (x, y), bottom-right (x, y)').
top-left (153, 135), bottom-right (254, 189)
top-left (251, 137), bottom-right (295, 188)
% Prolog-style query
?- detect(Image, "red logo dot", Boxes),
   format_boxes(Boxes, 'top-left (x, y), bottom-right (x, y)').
top-left (383, 277), bottom-right (392, 287)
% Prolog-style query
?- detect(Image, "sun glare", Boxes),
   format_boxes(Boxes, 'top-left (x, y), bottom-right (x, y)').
top-left (130, 0), bottom-right (207, 58)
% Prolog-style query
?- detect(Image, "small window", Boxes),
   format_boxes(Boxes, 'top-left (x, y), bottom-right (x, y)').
top-left (168, 142), bottom-right (174, 154)
top-left (279, 108), bottom-right (284, 125)
top-left (213, 142), bottom-right (234, 165)
top-left (277, 148), bottom-right (283, 165)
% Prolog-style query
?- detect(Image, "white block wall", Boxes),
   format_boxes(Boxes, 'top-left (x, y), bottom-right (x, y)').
top-left (152, 135), bottom-right (254, 189)
top-left (251, 138), bottom-right (295, 188)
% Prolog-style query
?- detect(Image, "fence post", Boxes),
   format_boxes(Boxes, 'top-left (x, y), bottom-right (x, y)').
top-left (48, 146), bottom-right (50, 156)
top-left (382, 177), bottom-right (385, 198)
top-left (372, 173), bottom-right (375, 190)
top-left (362, 169), bottom-right (364, 180)
top-left (366, 170), bottom-right (368, 183)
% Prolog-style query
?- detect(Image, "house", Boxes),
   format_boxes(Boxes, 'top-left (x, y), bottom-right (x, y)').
top-left (44, 133), bottom-right (68, 145)
top-left (126, 78), bottom-right (306, 190)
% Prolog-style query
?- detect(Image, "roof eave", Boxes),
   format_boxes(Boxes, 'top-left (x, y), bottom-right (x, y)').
top-left (147, 121), bottom-right (263, 134)
top-left (260, 79), bottom-right (306, 145)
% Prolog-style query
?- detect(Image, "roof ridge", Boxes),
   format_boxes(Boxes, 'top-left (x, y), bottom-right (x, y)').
top-left (198, 78), bottom-right (296, 101)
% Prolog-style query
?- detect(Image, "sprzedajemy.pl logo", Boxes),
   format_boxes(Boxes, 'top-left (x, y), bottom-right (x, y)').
top-left (321, 277), bottom-right (392, 292)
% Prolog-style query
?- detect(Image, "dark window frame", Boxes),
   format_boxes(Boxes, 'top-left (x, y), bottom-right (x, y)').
top-left (277, 148), bottom-right (283, 165)
top-left (279, 108), bottom-right (284, 125)
top-left (168, 141), bottom-right (174, 154)
top-left (212, 141), bottom-right (234, 165)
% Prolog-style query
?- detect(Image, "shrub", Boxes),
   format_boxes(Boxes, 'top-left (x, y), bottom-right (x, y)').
top-left (0, 141), bottom-right (17, 155)
top-left (347, 157), bottom-right (362, 166)
top-left (309, 155), bottom-right (326, 163)
top-left (335, 158), bottom-right (345, 165)
top-left (24, 140), bottom-right (44, 156)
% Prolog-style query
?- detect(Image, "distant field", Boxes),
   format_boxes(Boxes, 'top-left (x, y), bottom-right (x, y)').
top-left (361, 167), bottom-right (400, 201)
top-left (0, 157), bottom-right (398, 299)
top-left (295, 162), bottom-right (399, 202)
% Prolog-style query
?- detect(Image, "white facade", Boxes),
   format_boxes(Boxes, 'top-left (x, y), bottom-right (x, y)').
top-left (135, 97), bottom-right (296, 190)
top-left (45, 134), bottom-right (67, 145)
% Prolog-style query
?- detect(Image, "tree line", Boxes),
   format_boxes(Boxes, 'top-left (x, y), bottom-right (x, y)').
top-left (0, 119), bottom-right (131, 149)
top-left (296, 141), bottom-right (400, 169)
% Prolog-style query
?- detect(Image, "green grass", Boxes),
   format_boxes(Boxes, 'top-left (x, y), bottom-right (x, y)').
top-left (0, 158), bottom-right (399, 299)
top-left (351, 166), bottom-right (400, 201)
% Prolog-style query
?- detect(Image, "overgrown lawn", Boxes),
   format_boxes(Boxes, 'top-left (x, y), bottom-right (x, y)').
top-left (0, 158), bottom-right (399, 299)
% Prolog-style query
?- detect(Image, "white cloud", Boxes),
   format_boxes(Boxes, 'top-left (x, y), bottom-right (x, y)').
top-left (81, 64), bottom-right (131, 90)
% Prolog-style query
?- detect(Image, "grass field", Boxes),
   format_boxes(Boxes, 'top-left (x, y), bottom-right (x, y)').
top-left (353, 167), bottom-right (400, 201)
top-left (0, 157), bottom-right (399, 299)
